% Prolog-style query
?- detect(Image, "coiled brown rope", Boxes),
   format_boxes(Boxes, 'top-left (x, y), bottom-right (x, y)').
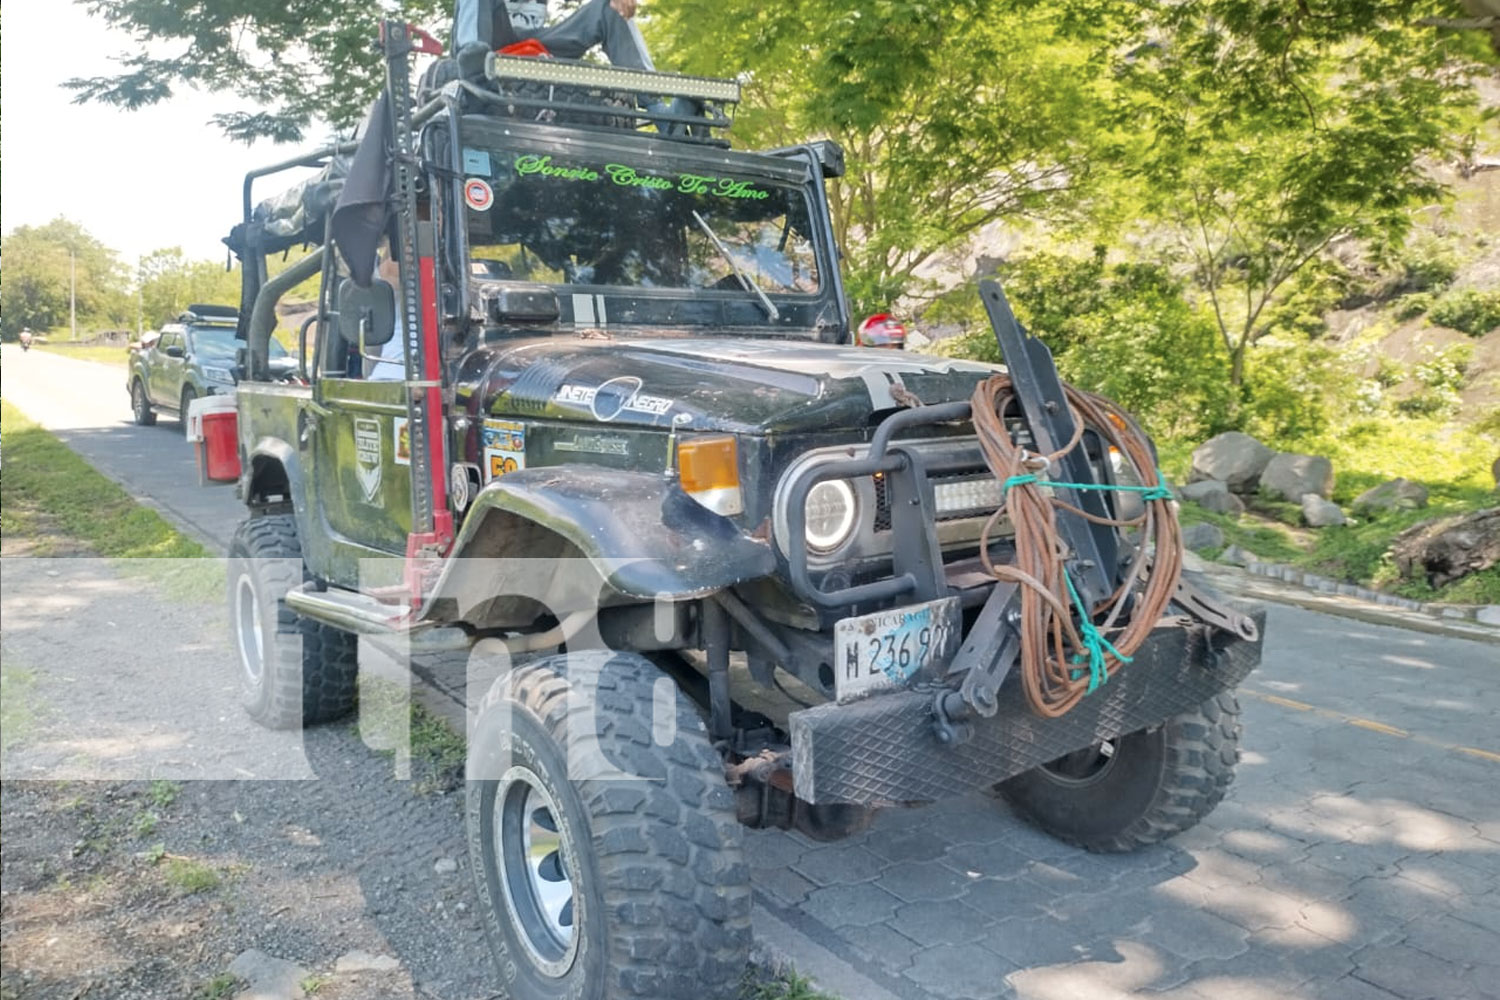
top-left (971, 375), bottom-right (1183, 718)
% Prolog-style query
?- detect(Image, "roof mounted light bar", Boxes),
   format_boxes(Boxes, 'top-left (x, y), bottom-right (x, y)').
top-left (484, 54), bottom-right (741, 105)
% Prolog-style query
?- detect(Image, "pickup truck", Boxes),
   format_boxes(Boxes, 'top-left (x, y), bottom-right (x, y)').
top-left (127, 304), bottom-right (294, 429)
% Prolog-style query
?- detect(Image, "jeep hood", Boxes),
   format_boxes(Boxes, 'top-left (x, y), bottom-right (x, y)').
top-left (466, 337), bottom-right (1001, 435)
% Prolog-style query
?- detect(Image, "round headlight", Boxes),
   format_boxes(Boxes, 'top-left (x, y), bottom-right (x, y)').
top-left (805, 479), bottom-right (858, 552)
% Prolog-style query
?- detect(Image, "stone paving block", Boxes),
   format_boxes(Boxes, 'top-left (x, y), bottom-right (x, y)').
top-left (1315, 974), bottom-right (1427, 1000)
top-left (888, 899), bottom-right (994, 948)
top-left (864, 826), bottom-right (955, 865)
top-left (905, 942), bottom-right (1022, 1000)
top-left (875, 859), bottom-right (976, 902)
top-left (1239, 926), bottom-right (1357, 983)
top-left (1350, 941), bottom-right (1483, 999)
top-left (942, 839), bottom-right (1034, 880)
top-left (1192, 881), bottom-right (1313, 933)
top-left (1300, 838), bottom-right (1411, 881)
top-left (1131, 906), bottom-right (1251, 963)
top-left (836, 922), bottom-right (922, 976)
top-left (960, 876), bottom-right (1056, 921)
top-left (1181, 849), bottom-right (1275, 892)
top-left (751, 865), bottom-right (816, 908)
top-left (1333, 875), bottom-right (1433, 945)
top-left (801, 883), bottom-right (901, 929)
top-left (792, 844), bottom-right (886, 887)
top-left (1449, 895), bottom-right (1500, 935)
top-left (743, 829), bottom-right (809, 869)
top-left (1399, 912), bottom-right (1500, 968)
top-left (988, 914), bottom-right (1118, 968)
top-left (1397, 852), bottom-right (1497, 898)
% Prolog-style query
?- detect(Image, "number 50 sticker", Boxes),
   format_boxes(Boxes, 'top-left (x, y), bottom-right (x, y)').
top-left (464, 177), bottom-right (494, 212)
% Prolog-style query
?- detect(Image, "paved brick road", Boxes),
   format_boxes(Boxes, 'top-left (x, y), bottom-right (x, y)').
top-left (742, 604), bottom-right (1500, 1000)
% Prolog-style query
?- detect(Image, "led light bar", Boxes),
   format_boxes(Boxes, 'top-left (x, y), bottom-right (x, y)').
top-left (934, 478), bottom-right (1007, 516)
top-left (485, 54), bottom-right (741, 104)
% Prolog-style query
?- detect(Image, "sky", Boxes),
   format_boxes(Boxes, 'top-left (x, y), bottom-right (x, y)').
top-left (1, 0), bottom-right (323, 265)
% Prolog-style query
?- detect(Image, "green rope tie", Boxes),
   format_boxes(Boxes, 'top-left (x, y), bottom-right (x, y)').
top-left (1001, 471), bottom-right (1173, 502)
top-left (998, 466), bottom-right (1165, 696)
top-left (1064, 572), bottom-right (1132, 694)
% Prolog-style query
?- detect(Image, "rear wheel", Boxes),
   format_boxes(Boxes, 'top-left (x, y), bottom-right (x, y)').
top-left (131, 379), bottom-right (156, 426)
top-left (227, 514), bottom-right (358, 728)
top-left (998, 691), bottom-right (1241, 852)
top-left (179, 386), bottom-right (197, 435)
top-left (467, 651), bottom-right (751, 1000)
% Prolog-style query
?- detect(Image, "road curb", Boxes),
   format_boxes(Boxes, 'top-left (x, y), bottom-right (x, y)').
top-left (1197, 564), bottom-right (1499, 645)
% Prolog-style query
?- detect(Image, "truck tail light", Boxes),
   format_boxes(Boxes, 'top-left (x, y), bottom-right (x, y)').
top-left (678, 436), bottom-right (744, 517)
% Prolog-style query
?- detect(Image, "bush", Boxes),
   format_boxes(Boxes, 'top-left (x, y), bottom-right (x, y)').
top-left (1394, 292), bottom-right (1433, 321)
top-left (1427, 289), bottom-right (1500, 336)
top-left (1395, 233), bottom-right (1461, 293)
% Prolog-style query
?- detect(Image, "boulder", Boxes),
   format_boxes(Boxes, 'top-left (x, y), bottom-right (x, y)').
top-left (1300, 493), bottom-right (1347, 527)
top-left (1352, 478), bottom-right (1429, 515)
top-left (1261, 453), bottom-right (1335, 501)
top-left (1476, 606), bottom-right (1500, 627)
top-left (1179, 479), bottom-right (1247, 516)
top-left (1391, 507), bottom-right (1500, 588)
top-left (1189, 432), bottom-right (1274, 493)
top-left (1182, 522), bottom-right (1226, 552)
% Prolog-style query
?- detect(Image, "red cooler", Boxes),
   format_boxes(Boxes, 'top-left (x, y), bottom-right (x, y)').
top-left (187, 395), bottom-right (242, 485)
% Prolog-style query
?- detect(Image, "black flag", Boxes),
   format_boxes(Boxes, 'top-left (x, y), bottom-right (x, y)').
top-left (330, 93), bottom-right (394, 287)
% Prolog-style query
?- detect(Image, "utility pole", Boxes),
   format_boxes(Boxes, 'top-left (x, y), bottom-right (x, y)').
top-left (70, 251), bottom-right (77, 341)
top-left (136, 256), bottom-right (144, 339)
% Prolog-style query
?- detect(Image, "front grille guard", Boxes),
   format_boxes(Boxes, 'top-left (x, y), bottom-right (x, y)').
top-left (784, 401), bottom-right (977, 609)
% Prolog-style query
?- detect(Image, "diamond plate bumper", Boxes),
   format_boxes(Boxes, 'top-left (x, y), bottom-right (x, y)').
top-left (788, 605), bottom-right (1267, 805)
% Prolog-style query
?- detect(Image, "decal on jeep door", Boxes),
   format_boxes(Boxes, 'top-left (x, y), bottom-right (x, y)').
top-left (482, 418), bottom-right (526, 482)
top-left (354, 417), bottom-right (383, 504)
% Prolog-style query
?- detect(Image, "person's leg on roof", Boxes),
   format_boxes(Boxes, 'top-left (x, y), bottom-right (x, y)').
top-left (530, 0), bottom-right (651, 68)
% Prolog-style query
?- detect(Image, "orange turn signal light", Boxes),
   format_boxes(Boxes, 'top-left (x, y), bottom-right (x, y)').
top-left (678, 435), bottom-right (744, 516)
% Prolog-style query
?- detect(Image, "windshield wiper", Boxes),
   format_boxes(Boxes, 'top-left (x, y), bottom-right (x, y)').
top-left (691, 210), bottom-right (779, 322)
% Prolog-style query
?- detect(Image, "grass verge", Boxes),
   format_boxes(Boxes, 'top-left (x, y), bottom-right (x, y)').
top-left (0, 401), bottom-right (206, 558)
top-left (741, 967), bottom-right (839, 1000)
top-left (30, 342), bottom-right (131, 366)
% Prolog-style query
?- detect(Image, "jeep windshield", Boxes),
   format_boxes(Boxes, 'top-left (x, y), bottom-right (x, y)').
top-left (458, 143), bottom-right (822, 298)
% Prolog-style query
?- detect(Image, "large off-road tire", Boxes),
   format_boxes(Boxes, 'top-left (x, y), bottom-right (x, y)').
top-left (467, 651), bottom-right (751, 1000)
top-left (130, 378), bottom-right (156, 426)
top-left (998, 690), bottom-right (1241, 853)
top-left (227, 514), bottom-right (358, 729)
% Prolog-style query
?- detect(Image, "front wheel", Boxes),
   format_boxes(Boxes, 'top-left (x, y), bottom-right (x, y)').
top-left (131, 379), bottom-right (156, 426)
top-left (179, 386), bottom-right (197, 435)
top-left (467, 652), bottom-right (751, 1000)
top-left (998, 691), bottom-right (1241, 852)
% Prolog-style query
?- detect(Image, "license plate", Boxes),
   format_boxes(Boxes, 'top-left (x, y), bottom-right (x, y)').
top-left (833, 597), bottom-right (961, 703)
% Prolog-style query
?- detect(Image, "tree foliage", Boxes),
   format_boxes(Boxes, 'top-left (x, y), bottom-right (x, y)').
top-left (137, 247), bottom-right (242, 326)
top-left (1117, 0), bottom-right (1483, 386)
top-left (65, 0), bottom-right (447, 142)
top-left (0, 218), bottom-right (131, 339)
top-left (649, 0), bottom-right (1135, 315)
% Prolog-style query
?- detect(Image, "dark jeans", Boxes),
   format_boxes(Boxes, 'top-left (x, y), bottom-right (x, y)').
top-left (453, 0), bottom-right (650, 68)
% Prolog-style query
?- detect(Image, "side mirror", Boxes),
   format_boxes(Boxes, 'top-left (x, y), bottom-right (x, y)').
top-left (165, 344), bottom-right (186, 358)
top-left (337, 278), bottom-right (397, 352)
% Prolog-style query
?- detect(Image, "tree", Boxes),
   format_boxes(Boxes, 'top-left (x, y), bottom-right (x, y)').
top-left (648, 0), bottom-right (1132, 315)
top-left (65, 0), bottom-right (447, 142)
top-left (1118, 1), bottom-right (1483, 388)
top-left (137, 247), bottom-right (242, 327)
top-left (0, 218), bottom-right (130, 340)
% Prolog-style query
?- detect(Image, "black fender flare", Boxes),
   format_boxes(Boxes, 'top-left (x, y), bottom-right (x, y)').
top-left (441, 466), bottom-right (775, 601)
top-left (244, 437), bottom-right (305, 518)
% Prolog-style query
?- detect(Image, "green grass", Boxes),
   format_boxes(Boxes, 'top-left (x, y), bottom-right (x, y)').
top-left (149, 780), bottom-right (181, 809)
top-left (740, 968), bottom-right (839, 1000)
top-left (0, 664), bottom-right (42, 751)
top-left (194, 973), bottom-right (243, 999)
top-left (355, 678), bottom-right (468, 794)
top-left (30, 342), bottom-right (131, 366)
top-left (0, 401), bottom-right (207, 558)
top-left (162, 857), bottom-right (221, 895)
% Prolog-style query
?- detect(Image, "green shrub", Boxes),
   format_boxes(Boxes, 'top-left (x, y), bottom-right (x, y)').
top-left (1396, 233), bottom-right (1460, 293)
top-left (1394, 292), bottom-right (1433, 321)
top-left (1428, 289), bottom-right (1500, 336)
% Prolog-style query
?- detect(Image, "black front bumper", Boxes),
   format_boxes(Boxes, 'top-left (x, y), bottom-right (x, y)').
top-left (787, 604), bottom-right (1266, 805)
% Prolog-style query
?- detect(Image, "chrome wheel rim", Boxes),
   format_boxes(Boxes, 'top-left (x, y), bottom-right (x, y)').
top-left (493, 765), bottom-right (579, 977)
top-left (1041, 739), bottom-right (1118, 786)
top-left (234, 573), bottom-right (265, 687)
top-left (132, 382), bottom-right (145, 417)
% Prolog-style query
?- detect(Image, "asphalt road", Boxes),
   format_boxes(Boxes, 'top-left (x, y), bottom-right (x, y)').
top-left (3, 342), bottom-right (1498, 999)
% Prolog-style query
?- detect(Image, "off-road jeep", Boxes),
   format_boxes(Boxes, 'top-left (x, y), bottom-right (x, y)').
top-left (224, 23), bottom-right (1264, 1000)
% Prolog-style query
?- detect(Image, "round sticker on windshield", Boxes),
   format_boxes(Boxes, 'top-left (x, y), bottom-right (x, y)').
top-left (464, 177), bottom-right (494, 212)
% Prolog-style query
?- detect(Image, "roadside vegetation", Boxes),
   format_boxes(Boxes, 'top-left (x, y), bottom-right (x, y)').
top-left (28, 341), bottom-right (131, 366)
top-left (0, 401), bottom-right (207, 559)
